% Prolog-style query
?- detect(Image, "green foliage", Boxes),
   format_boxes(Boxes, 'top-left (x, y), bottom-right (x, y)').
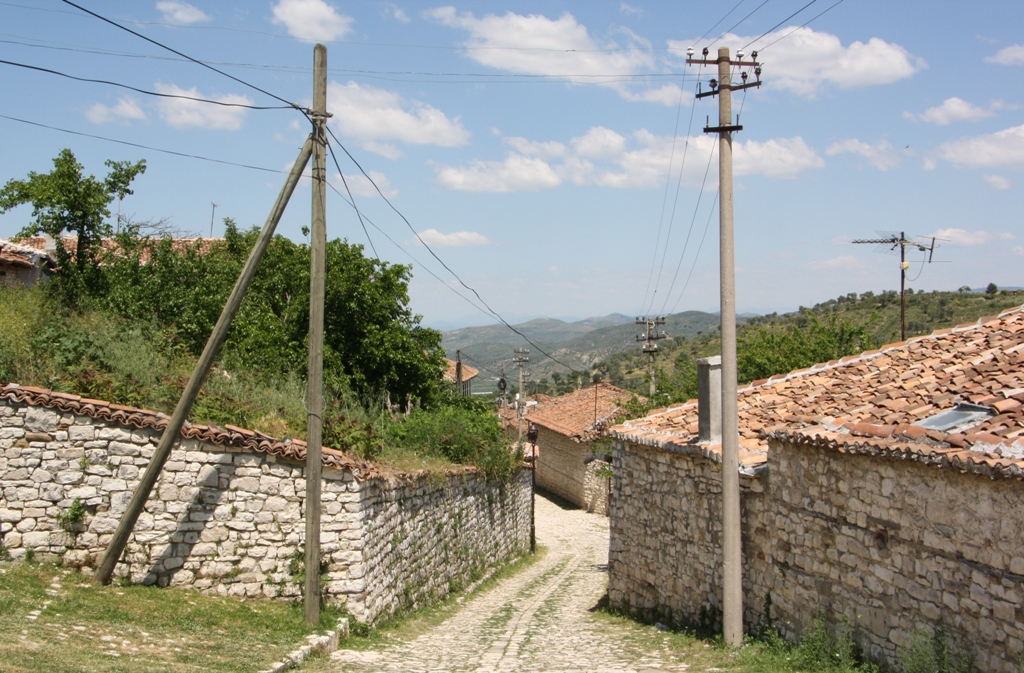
top-left (387, 403), bottom-right (521, 479)
top-left (899, 622), bottom-right (974, 673)
top-left (323, 413), bottom-right (380, 461)
top-left (0, 149), bottom-right (145, 304)
top-left (59, 498), bottom-right (87, 532)
top-left (986, 282), bottom-right (998, 295)
top-left (744, 617), bottom-right (877, 672)
top-left (737, 312), bottom-right (875, 383)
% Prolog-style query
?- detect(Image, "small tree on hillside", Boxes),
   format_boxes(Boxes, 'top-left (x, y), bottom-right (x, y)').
top-left (0, 149), bottom-right (146, 304)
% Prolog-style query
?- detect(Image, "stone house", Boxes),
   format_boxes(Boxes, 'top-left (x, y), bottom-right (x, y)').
top-left (443, 358), bottom-right (479, 396)
top-left (0, 238), bottom-right (54, 287)
top-left (526, 383), bottom-right (635, 515)
top-left (609, 305), bottom-right (1024, 671)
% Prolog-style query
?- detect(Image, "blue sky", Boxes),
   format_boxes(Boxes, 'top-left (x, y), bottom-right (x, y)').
top-left (1, 0), bottom-right (1022, 330)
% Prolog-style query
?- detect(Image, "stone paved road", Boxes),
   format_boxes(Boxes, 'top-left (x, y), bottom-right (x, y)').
top-left (326, 494), bottom-right (690, 673)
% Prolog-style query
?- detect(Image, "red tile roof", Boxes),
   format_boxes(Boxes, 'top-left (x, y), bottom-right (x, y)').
top-left (611, 305), bottom-right (1024, 476)
top-left (529, 383), bottom-right (638, 442)
top-left (443, 358), bottom-right (479, 383)
top-left (0, 239), bottom-right (54, 269)
top-left (0, 383), bottom-right (480, 481)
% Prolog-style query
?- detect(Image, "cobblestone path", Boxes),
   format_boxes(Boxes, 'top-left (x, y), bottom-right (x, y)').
top-left (327, 494), bottom-right (690, 672)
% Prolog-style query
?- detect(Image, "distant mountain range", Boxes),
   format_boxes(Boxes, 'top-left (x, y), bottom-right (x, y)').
top-left (442, 311), bottom-right (722, 388)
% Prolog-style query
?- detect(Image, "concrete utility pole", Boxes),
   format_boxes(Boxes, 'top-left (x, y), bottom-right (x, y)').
top-left (304, 42), bottom-right (330, 625)
top-left (635, 316), bottom-right (666, 396)
top-left (209, 202), bottom-right (218, 238)
top-left (94, 138), bottom-right (314, 585)
top-left (513, 348), bottom-right (529, 444)
top-left (688, 44), bottom-right (761, 647)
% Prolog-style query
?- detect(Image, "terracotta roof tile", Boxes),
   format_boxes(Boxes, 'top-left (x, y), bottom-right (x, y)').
top-left (525, 383), bottom-right (638, 442)
top-left (443, 358), bottom-right (479, 383)
top-left (612, 304), bottom-right (1024, 468)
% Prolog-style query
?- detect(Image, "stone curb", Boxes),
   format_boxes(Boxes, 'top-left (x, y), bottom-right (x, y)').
top-left (258, 617), bottom-right (350, 673)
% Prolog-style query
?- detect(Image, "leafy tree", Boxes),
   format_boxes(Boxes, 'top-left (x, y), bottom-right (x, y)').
top-left (986, 282), bottom-right (998, 295)
top-left (737, 312), bottom-right (874, 382)
top-left (0, 149), bottom-right (145, 303)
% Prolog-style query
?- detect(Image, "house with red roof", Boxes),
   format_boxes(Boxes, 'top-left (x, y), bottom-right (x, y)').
top-left (608, 304), bottom-right (1024, 671)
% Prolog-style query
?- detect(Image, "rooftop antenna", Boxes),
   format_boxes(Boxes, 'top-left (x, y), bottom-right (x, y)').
top-left (851, 232), bottom-right (947, 341)
top-left (209, 202), bottom-right (219, 238)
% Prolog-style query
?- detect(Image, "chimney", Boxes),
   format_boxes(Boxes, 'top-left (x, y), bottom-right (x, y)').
top-left (697, 355), bottom-right (722, 443)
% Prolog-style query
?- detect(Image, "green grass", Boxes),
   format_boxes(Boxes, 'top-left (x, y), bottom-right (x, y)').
top-left (0, 561), bottom-right (344, 673)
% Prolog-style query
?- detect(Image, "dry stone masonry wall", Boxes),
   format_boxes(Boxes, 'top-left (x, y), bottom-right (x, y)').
top-left (609, 437), bottom-right (1024, 672)
top-left (0, 396), bottom-right (530, 624)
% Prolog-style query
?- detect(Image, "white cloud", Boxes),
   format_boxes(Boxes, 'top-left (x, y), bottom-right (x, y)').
top-left (154, 84), bottom-right (250, 129)
top-left (381, 3), bottom-right (410, 23)
top-left (935, 124), bottom-right (1024, 169)
top-left (415, 229), bottom-right (491, 247)
top-left (332, 171), bottom-right (397, 199)
top-left (620, 83), bottom-right (690, 106)
top-left (983, 175), bottom-right (1011, 190)
top-left (425, 7), bottom-right (675, 104)
top-left (156, 1), bottom-right (210, 24)
top-left (826, 138), bottom-right (901, 171)
top-left (435, 127), bottom-right (822, 192)
top-left (271, 0), bottom-right (353, 41)
top-left (670, 27), bottom-right (923, 96)
top-left (436, 155), bottom-right (562, 192)
top-left (905, 97), bottom-right (994, 125)
top-left (986, 44), bottom-right (1024, 66)
top-left (1014, 246), bottom-right (1024, 256)
top-left (620, 3), bottom-right (644, 17)
top-left (808, 255), bottom-right (862, 271)
top-left (86, 96), bottom-right (146, 124)
top-left (930, 228), bottom-right (1014, 246)
top-left (328, 81), bottom-right (469, 157)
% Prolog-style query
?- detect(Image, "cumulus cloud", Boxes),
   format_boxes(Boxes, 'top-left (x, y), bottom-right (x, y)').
top-left (670, 27), bottom-right (923, 96)
top-left (328, 81), bottom-right (469, 157)
top-left (808, 255), bottom-right (862, 271)
top-left (986, 44), bottom-right (1024, 66)
top-left (86, 97), bottom-right (146, 124)
top-left (935, 124), bottom-right (1024, 169)
top-left (332, 171), bottom-right (397, 199)
top-left (271, 0), bottom-right (353, 41)
top-left (425, 7), bottom-right (676, 104)
top-left (154, 84), bottom-right (250, 129)
top-left (435, 126), bottom-right (823, 192)
top-left (383, 3), bottom-right (410, 23)
top-left (826, 138), bottom-right (901, 171)
top-left (156, 1), bottom-right (210, 24)
top-left (930, 228), bottom-right (1014, 246)
top-left (904, 97), bottom-right (994, 125)
top-left (415, 229), bottom-right (491, 247)
top-left (983, 174), bottom-right (1011, 190)
top-left (620, 3), bottom-right (644, 16)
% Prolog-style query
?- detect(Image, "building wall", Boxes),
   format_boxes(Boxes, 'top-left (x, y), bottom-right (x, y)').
top-left (609, 436), bottom-right (1024, 672)
top-left (534, 425), bottom-right (589, 507)
top-left (0, 398), bottom-right (530, 624)
top-left (582, 459), bottom-right (611, 516)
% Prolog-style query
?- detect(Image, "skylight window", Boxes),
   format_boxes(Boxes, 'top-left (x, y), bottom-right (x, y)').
top-left (913, 402), bottom-right (994, 432)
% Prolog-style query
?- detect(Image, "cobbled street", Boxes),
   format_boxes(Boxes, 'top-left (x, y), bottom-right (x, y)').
top-left (326, 493), bottom-right (691, 672)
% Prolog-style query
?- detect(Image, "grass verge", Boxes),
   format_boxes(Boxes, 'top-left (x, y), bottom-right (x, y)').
top-left (0, 561), bottom-right (343, 673)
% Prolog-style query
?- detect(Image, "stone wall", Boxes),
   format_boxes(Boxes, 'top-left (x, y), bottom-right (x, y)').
top-left (0, 395), bottom-right (530, 625)
top-left (535, 425), bottom-right (589, 507)
top-left (582, 459), bottom-right (611, 516)
top-left (609, 436), bottom-right (1024, 672)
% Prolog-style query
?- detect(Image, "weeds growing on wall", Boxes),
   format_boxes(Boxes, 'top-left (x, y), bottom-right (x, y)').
top-left (898, 621), bottom-right (974, 673)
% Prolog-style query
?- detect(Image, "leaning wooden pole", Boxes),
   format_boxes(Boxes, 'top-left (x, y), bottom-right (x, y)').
top-left (304, 42), bottom-right (328, 625)
top-left (94, 136), bottom-right (314, 585)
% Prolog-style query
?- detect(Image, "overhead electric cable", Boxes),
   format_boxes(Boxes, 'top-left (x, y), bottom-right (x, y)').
top-left (693, 0), bottom-right (748, 47)
top-left (709, 0), bottom-right (772, 45)
top-left (742, 0), bottom-right (820, 50)
top-left (324, 139), bottom-right (379, 260)
top-left (324, 125), bottom-right (583, 375)
top-left (58, 0), bottom-right (301, 110)
top-left (0, 59), bottom-right (291, 110)
top-left (669, 189), bottom-right (720, 314)
top-left (754, 0), bottom-right (847, 52)
top-left (0, 114), bottom-right (289, 174)
top-left (660, 137), bottom-right (719, 315)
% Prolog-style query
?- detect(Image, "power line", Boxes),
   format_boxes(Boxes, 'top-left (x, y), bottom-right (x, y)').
top-left (752, 0), bottom-right (847, 52)
top-left (324, 125), bottom-right (583, 375)
top-left (706, 0), bottom-right (773, 46)
top-left (693, 0), bottom-right (749, 47)
top-left (0, 59), bottom-right (291, 110)
top-left (742, 0), bottom-right (821, 50)
top-left (669, 189), bottom-right (720, 314)
top-left (0, 114), bottom-right (289, 174)
top-left (323, 139), bottom-right (379, 260)
top-left (58, 0), bottom-right (301, 111)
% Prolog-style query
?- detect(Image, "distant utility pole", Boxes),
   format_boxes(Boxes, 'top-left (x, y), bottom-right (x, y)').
top-left (635, 316), bottom-right (667, 396)
top-left (851, 232), bottom-right (939, 341)
top-left (456, 349), bottom-right (464, 395)
top-left (513, 348), bottom-right (529, 444)
top-left (687, 44), bottom-right (761, 648)
top-left (304, 43), bottom-right (330, 625)
top-left (209, 202), bottom-right (218, 238)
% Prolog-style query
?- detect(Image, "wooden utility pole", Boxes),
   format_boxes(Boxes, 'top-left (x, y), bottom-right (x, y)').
top-left (304, 42), bottom-right (329, 625)
top-left (513, 348), bottom-right (529, 445)
top-left (456, 349), bottom-right (463, 395)
top-left (635, 316), bottom-right (666, 396)
top-left (688, 44), bottom-right (761, 647)
top-left (94, 137), bottom-right (314, 585)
